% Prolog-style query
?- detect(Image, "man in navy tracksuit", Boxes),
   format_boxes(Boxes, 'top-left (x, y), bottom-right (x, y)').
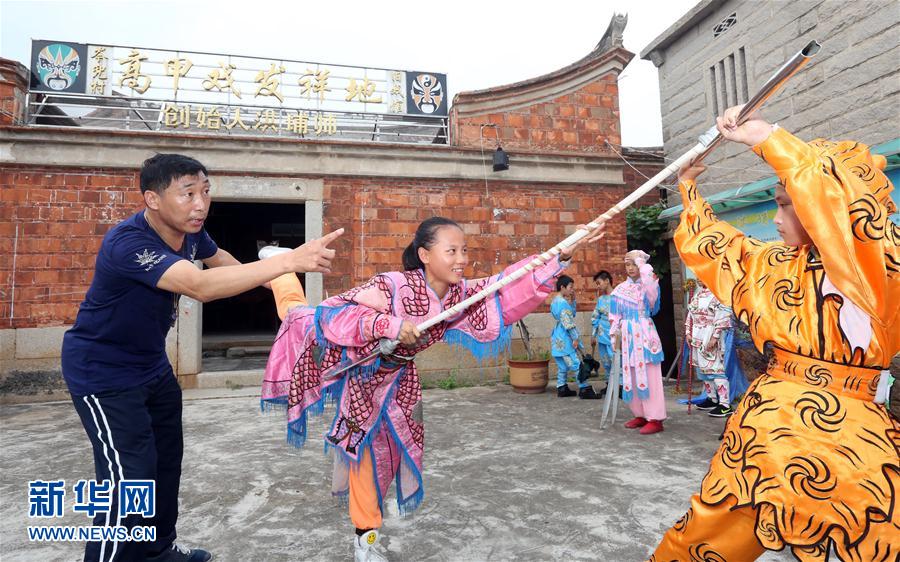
top-left (62, 154), bottom-right (343, 562)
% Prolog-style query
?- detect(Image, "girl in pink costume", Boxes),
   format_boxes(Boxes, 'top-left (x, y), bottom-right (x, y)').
top-left (261, 216), bottom-right (603, 561)
top-left (609, 249), bottom-right (666, 435)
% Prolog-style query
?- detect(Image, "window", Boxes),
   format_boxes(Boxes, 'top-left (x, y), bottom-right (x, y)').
top-left (713, 13), bottom-right (737, 38)
top-left (709, 47), bottom-right (749, 118)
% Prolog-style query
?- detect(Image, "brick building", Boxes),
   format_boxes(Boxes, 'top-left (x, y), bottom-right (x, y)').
top-left (0, 17), bottom-right (665, 401)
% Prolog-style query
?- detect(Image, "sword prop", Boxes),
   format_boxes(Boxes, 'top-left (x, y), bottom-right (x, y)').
top-left (600, 351), bottom-right (622, 429)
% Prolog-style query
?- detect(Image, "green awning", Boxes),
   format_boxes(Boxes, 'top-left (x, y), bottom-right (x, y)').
top-left (656, 137), bottom-right (900, 221)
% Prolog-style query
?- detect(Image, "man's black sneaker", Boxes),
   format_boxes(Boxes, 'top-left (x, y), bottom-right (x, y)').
top-left (147, 544), bottom-right (213, 562)
top-left (707, 404), bottom-right (733, 418)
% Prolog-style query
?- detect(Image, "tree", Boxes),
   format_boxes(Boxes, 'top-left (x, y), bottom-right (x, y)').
top-left (626, 203), bottom-right (670, 274)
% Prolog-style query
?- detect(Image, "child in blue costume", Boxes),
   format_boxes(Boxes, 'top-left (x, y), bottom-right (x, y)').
top-left (551, 275), bottom-right (602, 399)
top-left (590, 270), bottom-right (614, 379)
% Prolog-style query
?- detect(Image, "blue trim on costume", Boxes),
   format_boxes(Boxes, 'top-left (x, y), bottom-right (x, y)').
top-left (491, 277), bottom-right (506, 334)
top-left (620, 336), bottom-right (664, 366)
top-left (678, 326), bottom-right (750, 404)
top-left (260, 396), bottom-right (289, 411)
top-left (324, 411), bottom-right (378, 462)
top-left (441, 268), bottom-right (515, 363)
top-left (645, 288), bottom-right (661, 317)
top-left (369, 443), bottom-right (385, 516)
top-left (337, 346), bottom-right (384, 383)
top-left (314, 304), bottom-right (352, 348)
top-left (536, 256), bottom-right (567, 288)
top-left (644, 347), bottom-right (665, 364)
top-left (259, 374), bottom-right (348, 449)
top-left (313, 365), bottom-right (425, 515)
top-left (382, 400), bottom-right (425, 516)
top-left (290, 377), bottom-right (345, 448)
top-left (680, 337), bottom-right (691, 378)
top-left (443, 323), bottom-right (512, 363)
top-left (321, 369), bottom-right (393, 462)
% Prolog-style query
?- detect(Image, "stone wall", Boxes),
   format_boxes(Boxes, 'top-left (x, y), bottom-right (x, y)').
top-left (643, 0), bottom-right (899, 192)
top-left (642, 0), bottom-right (899, 345)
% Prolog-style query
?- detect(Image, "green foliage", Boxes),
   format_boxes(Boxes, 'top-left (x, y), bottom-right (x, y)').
top-left (437, 372), bottom-right (459, 390)
top-left (626, 203), bottom-right (670, 275)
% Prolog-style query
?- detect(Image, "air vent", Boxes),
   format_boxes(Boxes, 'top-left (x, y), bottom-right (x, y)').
top-left (713, 13), bottom-right (737, 38)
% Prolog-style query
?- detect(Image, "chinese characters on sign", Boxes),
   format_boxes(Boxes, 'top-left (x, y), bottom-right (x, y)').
top-left (203, 63), bottom-right (242, 98)
top-left (160, 104), bottom-right (339, 137)
top-left (29, 41), bottom-right (448, 142)
top-left (299, 69), bottom-right (330, 101)
top-left (89, 47), bottom-right (108, 95)
top-left (345, 77), bottom-right (382, 104)
top-left (117, 49), bottom-right (152, 94)
top-left (389, 71), bottom-right (404, 114)
top-left (254, 63), bottom-right (286, 102)
top-left (164, 57), bottom-right (193, 94)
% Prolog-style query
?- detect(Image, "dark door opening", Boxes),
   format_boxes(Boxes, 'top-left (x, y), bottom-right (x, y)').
top-left (202, 201), bottom-right (306, 335)
top-left (653, 244), bottom-right (677, 378)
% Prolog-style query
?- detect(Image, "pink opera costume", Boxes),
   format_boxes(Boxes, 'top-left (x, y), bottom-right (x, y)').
top-left (609, 249), bottom-right (666, 434)
top-left (260, 255), bottom-right (569, 517)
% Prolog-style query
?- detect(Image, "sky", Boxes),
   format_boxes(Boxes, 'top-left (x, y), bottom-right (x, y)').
top-left (0, 0), bottom-right (699, 147)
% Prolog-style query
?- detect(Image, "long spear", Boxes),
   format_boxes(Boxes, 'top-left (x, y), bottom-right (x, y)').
top-left (266, 40), bottom-right (820, 380)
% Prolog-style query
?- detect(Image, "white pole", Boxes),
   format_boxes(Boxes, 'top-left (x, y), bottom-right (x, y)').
top-left (267, 39), bottom-right (821, 379)
top-left (412, 143), bottom-right (706, 333)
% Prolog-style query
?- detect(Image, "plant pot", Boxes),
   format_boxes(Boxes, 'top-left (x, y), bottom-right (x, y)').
top-left (508, 359), bottom-right (550, 394)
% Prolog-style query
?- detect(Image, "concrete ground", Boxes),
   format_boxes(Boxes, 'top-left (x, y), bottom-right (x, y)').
top-left (1, 383), bottom-right (791, 562)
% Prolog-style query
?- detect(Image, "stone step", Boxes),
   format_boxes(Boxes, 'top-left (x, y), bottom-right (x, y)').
top-left (190, 369), bottom-right (265, 390)
top-left (224, 345), bottom-right (272, 358)
top-left (202, 334), bottom-right (274, 351)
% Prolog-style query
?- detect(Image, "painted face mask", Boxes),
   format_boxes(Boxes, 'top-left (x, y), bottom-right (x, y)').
top-left (411, 74), bottom-right (443, 114)
top-left (37, 44), bottom-right (81, 91)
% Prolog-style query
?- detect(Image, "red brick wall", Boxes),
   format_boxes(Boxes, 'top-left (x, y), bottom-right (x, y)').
top-left (0, 58), bottom-right (28, 126)
top-left (1, 165), bottom-right (634, 329)
top-left (453, 74), bottom-right (621, 154)
top-left (0, 166), bottom-right (142, 329)
top-left (323, 177), bottom-right (631, 311)
top-left (621, 154), bottom-right (667, 209)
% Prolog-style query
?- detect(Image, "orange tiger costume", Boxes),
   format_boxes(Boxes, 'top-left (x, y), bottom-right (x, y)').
top-left (652, 127), bottom-right (899, 561)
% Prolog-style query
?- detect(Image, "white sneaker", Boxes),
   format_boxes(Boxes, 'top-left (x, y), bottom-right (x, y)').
top-left (354, 529), bottom-right (388, 562)
top-left (258, 245), bottom-right (291, 260)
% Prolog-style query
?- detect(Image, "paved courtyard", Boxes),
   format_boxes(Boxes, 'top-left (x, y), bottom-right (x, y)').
top-left (1, 383), bottom-right (791, 561)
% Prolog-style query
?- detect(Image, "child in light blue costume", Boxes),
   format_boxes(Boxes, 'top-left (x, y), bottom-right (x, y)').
top-left (590, 270), bottom-right (614, 378)
top-left (551, 275), bottom-right (602, 399)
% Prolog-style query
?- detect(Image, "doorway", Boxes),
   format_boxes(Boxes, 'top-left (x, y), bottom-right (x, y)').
top-left (201, 201), bottom-right (306, 370)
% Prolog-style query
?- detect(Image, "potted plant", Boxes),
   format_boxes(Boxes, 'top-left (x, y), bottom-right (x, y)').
top-left (507, 320), bottom-right (551, 394)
